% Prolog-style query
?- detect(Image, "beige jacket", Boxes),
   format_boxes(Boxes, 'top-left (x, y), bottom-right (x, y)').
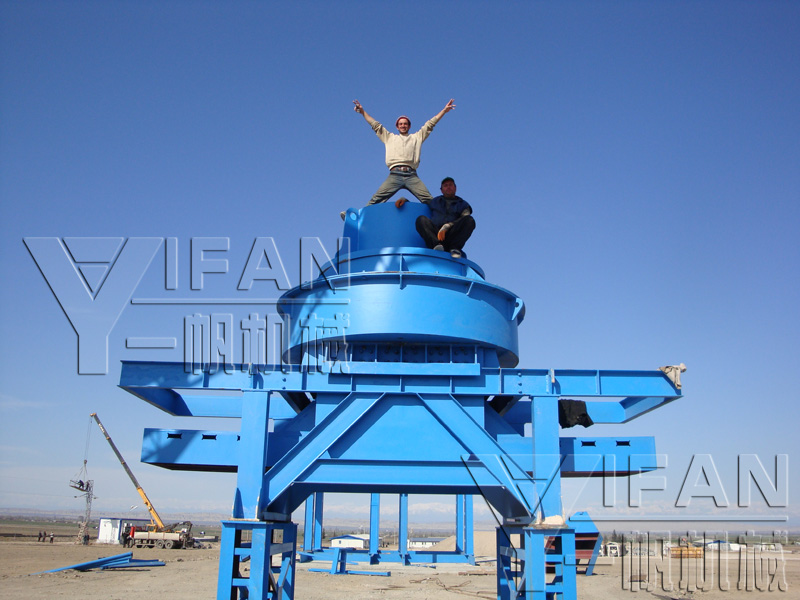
top-left (371, 117), bottom-right (440, 170)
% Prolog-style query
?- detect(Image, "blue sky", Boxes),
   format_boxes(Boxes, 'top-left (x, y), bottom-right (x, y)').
top-left (1, 1), bottom-right (797, 529)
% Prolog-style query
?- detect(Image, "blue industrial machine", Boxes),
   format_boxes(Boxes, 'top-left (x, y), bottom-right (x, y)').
top-left (120, 202), bottom-right (684, 599)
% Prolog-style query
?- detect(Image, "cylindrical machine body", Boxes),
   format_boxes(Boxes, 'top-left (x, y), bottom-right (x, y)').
top-left (279, 203), bottom-right (525, 367)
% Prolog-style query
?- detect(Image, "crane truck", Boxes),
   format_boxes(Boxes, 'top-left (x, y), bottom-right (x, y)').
top-left (91, 413), bottom-right (194, 549)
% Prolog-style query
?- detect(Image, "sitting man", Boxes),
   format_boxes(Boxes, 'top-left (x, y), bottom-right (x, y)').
top-left (412, 177), bottom-right (475, 259)
top-left (343, 99), bottom-right (455, 218)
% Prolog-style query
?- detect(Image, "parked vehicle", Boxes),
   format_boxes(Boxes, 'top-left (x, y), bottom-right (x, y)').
top-left (92, 413), bottom-right (194, 549)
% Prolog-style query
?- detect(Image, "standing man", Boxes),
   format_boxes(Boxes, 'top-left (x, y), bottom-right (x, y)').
top-left (415, 177), bottom-right (475, 259)
top-left (344, 99), bottom-right (455, 218)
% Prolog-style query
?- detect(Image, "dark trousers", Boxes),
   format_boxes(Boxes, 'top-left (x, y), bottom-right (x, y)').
top-left (416, 215), bottom-right (475, 251)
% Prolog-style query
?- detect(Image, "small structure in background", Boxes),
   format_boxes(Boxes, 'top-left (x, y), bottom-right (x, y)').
top-left (407, 537), bottom-right (447, 550)
top-left (96, 517), bottom-right (151, 545)
top-left (330, 534), bottom-right (370, 550)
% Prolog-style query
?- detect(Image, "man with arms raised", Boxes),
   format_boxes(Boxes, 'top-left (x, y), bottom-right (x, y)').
top-left (343, 99), bottom-right (455, 218)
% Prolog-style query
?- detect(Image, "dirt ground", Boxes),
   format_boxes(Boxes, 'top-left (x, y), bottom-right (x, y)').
top-left (2, 533), bottom-right (797, 599)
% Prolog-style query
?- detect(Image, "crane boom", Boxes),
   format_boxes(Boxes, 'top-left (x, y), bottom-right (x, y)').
top-left (90, 412), bottom-right (166, 531)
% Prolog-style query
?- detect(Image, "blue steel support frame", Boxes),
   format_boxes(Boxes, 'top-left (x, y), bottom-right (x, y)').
top-left (455, 494), bottom-right (474, 559)
top-left (497, 525), bottom-right (577, 600)
top-left (308, 547), bottom-right (391, 577)
top-left (456, 494), bottom-right (465, 554)
top-left (217, 520), bottom-right (296, 600)
top-left (123, 361), bottom-right (681, 599)
top-left (398, 493), bottom-right (408, 561)
top-left (120, 199), bottom-right (684, 600)
top-left (303, 498), bottom-right (313, 552)
top-left (532, 396), bottom-right (563, 521)
top-left (313, 494), bottom-right (323, 550)
top-left (568, 512), bottom-right (602, 576)
top-left (234, 392), bottom-right (270, 519)
top-left (302, 493), bottom-right (324, 553)
top-left (369, 494), bottom-right (380, 562)
top-left (300, 492), bottom-right (475, 565)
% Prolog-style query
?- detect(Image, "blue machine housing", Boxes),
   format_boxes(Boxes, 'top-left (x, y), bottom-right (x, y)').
top-left (278, 203), bottom-right (524, 367)
top-left (119, 202), bottom-right (683, 600)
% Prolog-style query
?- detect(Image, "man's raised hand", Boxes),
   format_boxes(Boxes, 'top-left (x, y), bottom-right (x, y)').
top-left (433, 99), bottom-right (456, 122)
